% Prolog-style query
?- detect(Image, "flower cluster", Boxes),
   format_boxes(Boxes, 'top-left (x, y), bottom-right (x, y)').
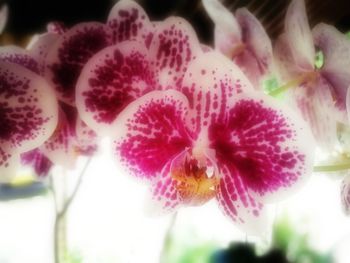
top-left (3, 0), bottom-right (350, 234)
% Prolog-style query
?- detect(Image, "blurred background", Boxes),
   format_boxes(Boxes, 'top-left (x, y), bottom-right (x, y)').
top-left (1, 0), bottom-right (350, 262)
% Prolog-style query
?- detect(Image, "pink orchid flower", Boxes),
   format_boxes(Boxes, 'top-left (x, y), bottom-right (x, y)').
top-left (76, 4), bottom-right (201, 136)
top-left (44, 0), bottom-right (156, 106)
top-left (0, 46), bottom-right (97, 177)
top-left (0, 58), bottom-right (58, 181)
top-left (202, 0), bottom-right (274, 88)
top-left (112, 51), bottom-right (314, 234)
top-left (274, 0), bottom-right (350, 150)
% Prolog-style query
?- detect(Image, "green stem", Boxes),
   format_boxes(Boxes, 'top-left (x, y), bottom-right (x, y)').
top-left (313, 162), bottom-right (350, 172)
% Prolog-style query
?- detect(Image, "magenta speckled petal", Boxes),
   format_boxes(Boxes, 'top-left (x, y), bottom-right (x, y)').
top-left (113, 90), bottom-right (192, 181)
top-left (107, 0), bottom-right (153, 45)
top-left (313, 23), bottom-right (350, 117)
top-left (0, 46), bottom-right (40, 74)
top-left (147, 160), bottom-right (182, 214)
top-left (235, 8), bottom-right (273, 87)
top-left (216, 165), bottom-right (268, 235)
top-left (0, 147), bottom-right (19, 182)
top-left (21, 149), bottom-right (53, 177)
top-left (45, 22), bottom-right (113, 105)
top-left (76, 41), bottom-right (156, 136)
top-left (40, 109), bottom-right (77, 169)
top-left (0, 61), bottom-right (58, 152)
top-left (149, 17), bottom-right (202, 89)
top-left (182, 51), bottom-right (253, 139)
top-left (285, 0), bottom-right (314, 71)
top-left (0, 4), bottom-right (8, 34)
top-left (202, 0), bottom-right (242, 56)
top-left (27, 33), bottom-right (60, 74)
top-left (75, 119), bottom-right (98, 156)
top-left (209, 91), bottom-right (314, 202)
top-left (293, 77), bottom-right (338, 150)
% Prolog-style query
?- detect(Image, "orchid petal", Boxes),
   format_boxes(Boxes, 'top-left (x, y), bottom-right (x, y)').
top-left (0, 4), bottom-right (8, 34)
top-left (107, 0), bottom-right (153, 45)
top-left (45, 22), bottom-right (113, 105)
top-left (0, 147), bottom-right (19, 182)
top-left (273, 34), bottom-right (301, 81)
top-left (149, 17), bottom-right (202, 89)
top-left (76, 41), bottom-right (156, 136)
top-left (209, 90), bottom-right (315, 202)
top-left (293, 77), bottom-right (338, 150)
top-left (202, 0), bottom-right (242, 56)
top-left (27, 33), bottom-right (60, 74)
top-left (47, 21), bottom-right (67, 35)
top-left (182, 51), bottom-right (253, 138)
top-left (313, 23), bottom-right (350, 117)
top-left (40, 108), bottom-right (77, 169)
top-left (75, 119), bottom-right (98, 156)
top-left (0, 61), bottom-right (58, 152)
top-left (113, 90), bottom-right (192, 181)
top-left (235, 8), bottom-right (273, 87)
top-left (285, 0), bottom-right (315, 70)
top-left (347, 87), bottom-right (350, 123)
top-left (21, 149), bottom-right (53, 177)
top-left (216, 165), bottom-right (268, 235)
top-left (341, 174), bottom-right (350, 215)
top-left (147, 160), bottom-right (182, 214)
top-left (0, 46), bottom-right (40, 74)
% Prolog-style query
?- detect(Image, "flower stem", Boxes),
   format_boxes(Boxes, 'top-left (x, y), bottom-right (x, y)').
top-left (268, 72), bottom-right (316, 97)
top-left (313, 162), bottom-right (350, 172)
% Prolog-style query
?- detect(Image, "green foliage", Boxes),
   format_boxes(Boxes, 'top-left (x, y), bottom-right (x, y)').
top-left (272, 216), bottom-right (333, 263)
top-left (346, 31), bottom-right (350, 39)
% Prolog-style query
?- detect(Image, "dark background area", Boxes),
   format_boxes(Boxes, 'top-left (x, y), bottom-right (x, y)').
top-left (1, 0), bottom-right (350, 45)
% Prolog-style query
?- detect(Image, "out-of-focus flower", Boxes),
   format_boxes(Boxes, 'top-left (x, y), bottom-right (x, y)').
top-left (274, 0), bottom-right (350, 150)
top-left (76, 1), bottom-right (202, 136)
top-left (202, 0), bottom-right (274, 88)
top-left (0, 59), bottom-right (58, 181)
top-left (0, 4), bottom-right (8, 35)
top-left (0, 45), bottom-right (97, 177)
top-left (112, 51), bottom-right (314, 234)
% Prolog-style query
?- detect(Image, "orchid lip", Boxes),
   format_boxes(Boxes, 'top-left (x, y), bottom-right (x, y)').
top-left (170, 148), bottom-right (219, 205)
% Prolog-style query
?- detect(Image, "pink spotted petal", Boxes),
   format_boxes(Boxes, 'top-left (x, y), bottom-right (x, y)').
top-left (107, 0), bottom-right (153, 46)
top-left (313, 23), bottom-right (350, 118)
top-left (76, 41), bottom-right (156, 136)
top-left (209, 90), bottom-right (315, 202)
top-left (0, 46), bottom-right (40, 74)
top-left (75, 119), bottom-right (98, 156)
top-left (0, 147), bottom-right (19, 182)
top-left (45, 22), bottom-right (113, 105)
top-left (40, 108), bottom-right (77, 169)
top-left (216, 165), bottom-right (268, 235)
top-left (0, 4), bottom-right (8, 34)
top-left (113, 90), bottom-right (192, 181)
top-left (273, 34), bottom-right (301, 81)
top-left (27, 33), bottom-right (60, 74)
top-left (147, 160), bottom-right (182, 215)
top-left (149, 17), bottom-right (202, 89)
top-left (0, 61), bottom-right (58, 152)
top-left (181, 51), bottom-right (253, 139)
top-left (21, 149), bottom-right (53, 177)
top-left (202, 0), bottom-right (242, 56)
top-left (293, 77), bottom-right (339, 150)
top-left (341, 174), bottom-right (350, 215)
top-left (235, 8), bottom-right (273, 87)
top-left (285, 0), bottom-right (315, 71)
